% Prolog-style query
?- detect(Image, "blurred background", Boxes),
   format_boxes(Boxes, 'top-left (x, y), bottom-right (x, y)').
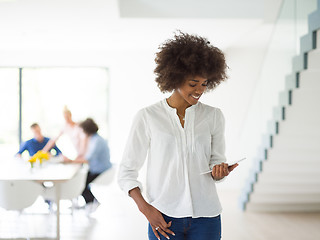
top-left (0, 0), bottom-right (319, 239)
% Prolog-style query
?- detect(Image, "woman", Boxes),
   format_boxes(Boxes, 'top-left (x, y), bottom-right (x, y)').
top-left (64, 118), bottom-right (112, 210)
top-left (118, 32), bottom-right (238, 240)
top-left (43, 106), bottom-right (87, 158)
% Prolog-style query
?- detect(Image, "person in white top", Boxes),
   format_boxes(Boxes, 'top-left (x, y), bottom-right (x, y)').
top-left (43, 106), bottom-right (87, 158)
top-left (118, 31), bottom-right (238, 240)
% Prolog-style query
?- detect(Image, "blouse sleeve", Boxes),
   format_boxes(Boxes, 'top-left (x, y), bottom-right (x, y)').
top-left (118, 109), bottom-right (151, 195)
top-left (209, 108), bottom-right (227, 169)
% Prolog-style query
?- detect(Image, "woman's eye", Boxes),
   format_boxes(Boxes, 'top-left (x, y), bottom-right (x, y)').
top-left (202, 83), bottom-right (208, 86)
top-left (189, 84), bottom-right (196, 87)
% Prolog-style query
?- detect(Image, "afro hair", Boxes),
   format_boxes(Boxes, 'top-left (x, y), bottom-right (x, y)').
top-left (154, 31), bottom-right (228, 92)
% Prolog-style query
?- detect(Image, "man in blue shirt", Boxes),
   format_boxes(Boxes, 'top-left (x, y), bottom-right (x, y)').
top-left (17, 123), bottom-right (62, 157)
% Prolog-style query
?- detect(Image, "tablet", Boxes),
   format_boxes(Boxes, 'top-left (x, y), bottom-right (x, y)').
top-left (200, 157), bottom-right (246, 175)
top-left (228, 157), bottom-right (246, 166)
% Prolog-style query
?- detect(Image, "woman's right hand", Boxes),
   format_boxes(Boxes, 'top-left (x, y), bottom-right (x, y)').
top-left (140, 203), bottom-right (175, 240)
top-left (62, 155), bottom-right (72, 163)
top-left (129, 187), bottom-right (175, 239)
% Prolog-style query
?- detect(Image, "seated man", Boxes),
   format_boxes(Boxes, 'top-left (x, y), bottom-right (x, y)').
top-left (17, 123), bottom-right (62, 157)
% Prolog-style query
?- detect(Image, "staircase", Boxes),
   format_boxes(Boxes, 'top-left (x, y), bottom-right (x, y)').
top-left (240, 1), bottom-right (320, 212)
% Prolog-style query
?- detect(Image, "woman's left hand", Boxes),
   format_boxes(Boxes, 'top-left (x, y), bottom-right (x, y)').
top-left (211, 163), bottom-right (238, 180)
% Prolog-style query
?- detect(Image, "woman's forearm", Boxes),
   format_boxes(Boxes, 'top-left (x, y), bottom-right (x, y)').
top-left (43, 131), bottom-right (63, 152)
top-left (129, 187), bottom-right (174, 239)
top-left (42, 139), bottom-right (56, 152)
top-left (64, 156), bottom-right (88, 164)
top-left (129, 187), bottom-right (150, 213)
top-left (73, 156), bottom-right (88, 164)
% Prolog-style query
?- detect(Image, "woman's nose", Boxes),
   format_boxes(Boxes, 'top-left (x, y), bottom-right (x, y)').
top-left (195, 87), bottom-right (205, 94)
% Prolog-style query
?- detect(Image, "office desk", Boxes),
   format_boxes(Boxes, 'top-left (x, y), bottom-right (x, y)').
top-left (0, 159), bottom-right (81, 240)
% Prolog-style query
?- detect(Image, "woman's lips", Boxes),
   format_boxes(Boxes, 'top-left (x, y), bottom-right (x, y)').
top-left (191, 95), bottom-right (200, 100)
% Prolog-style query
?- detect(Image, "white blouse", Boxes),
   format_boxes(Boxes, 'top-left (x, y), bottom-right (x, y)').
top-left (118, 99), bottom-right (227, 218)
top-left (62, 124), bottom-right (83, 154)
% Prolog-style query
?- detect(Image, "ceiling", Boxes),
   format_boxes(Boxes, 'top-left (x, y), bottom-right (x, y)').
top-left (118, 0), bottom-right (266, 19)
top-left (0, 0), bottom-right (284, 66)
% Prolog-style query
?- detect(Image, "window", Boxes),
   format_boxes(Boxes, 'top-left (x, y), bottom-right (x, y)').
top-left (0, 68), bottom-right (19, 159)
top-left (0, 67), bottom-right (109, 159)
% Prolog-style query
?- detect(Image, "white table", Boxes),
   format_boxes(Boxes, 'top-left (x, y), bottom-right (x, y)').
top-left (0, 159), bottom-right (81, 240)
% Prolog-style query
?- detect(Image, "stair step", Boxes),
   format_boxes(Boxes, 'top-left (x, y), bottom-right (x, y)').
top-left (299, 70), bottom-right (320, 89)
top-left (308, 10), bottom-right (320, 33)
top-left (253, 182), bottom-right (320, 194)
top-left (291, 89), bottom-right (320, 105)
top-left (261, 160), bottom-right (320, 173)
top-left (300, 32), bottom-right (313, 54)
top-left (285, 101), bottom-right (320, 122)
top-left (257, 172), bottom-right (320, 184)
top-left (246, 202), bottom-right (320, 212)
top-left (272, 134), bottom-right (320, 148)
top-left (285, 73), bottom-right (297, 90)
top-left (317, 28), bottom-right (320, 49)
top-left (249, 192), bottom-right (320, 203)
top-left (278, 90), bottom-right (290, 106)
top-left (264, 152), bottom-right (320, 163)
top-left (268, 141), bottom-right (320, 152)
top-left (278, 120), bottom-right (320, 135)
top-left (268, 148), bottom-right (320, 162)
top-left (308, 49), bottom-right (320, 69)
top-left (292, 54), bottom-right (305, 72)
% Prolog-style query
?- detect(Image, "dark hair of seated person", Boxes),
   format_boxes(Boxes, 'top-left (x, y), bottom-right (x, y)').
top-left (79, 118), bottom-right (99, 136)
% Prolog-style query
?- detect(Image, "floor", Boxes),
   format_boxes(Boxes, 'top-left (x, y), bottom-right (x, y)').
top-left (0, 182), bottom-right (319, 240)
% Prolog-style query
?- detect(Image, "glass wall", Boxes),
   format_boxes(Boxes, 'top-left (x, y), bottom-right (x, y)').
top-left (240, 0), bottom-right (317, 169)
top-left (0, 68), bottom-right (19, 159)
top-left (0, 67), bottom-right (109, 160)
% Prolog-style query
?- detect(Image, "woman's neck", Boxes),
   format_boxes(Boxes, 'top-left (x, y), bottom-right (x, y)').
top-left (67, 120), bottom-right (76, 127)
top-left (167, 91), bottom-right (191, 114)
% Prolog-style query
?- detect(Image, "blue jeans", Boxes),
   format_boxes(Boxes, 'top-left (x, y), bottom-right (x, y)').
top-left (148, 214), bottom-right (221, 240)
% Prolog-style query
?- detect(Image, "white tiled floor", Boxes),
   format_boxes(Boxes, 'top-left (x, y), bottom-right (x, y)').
top-left (0, 182), bottom-right (320, 240)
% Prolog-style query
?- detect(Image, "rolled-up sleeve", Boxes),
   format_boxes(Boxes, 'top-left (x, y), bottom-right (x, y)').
top-left (209, 108), bottom-right (227, 169)
top-left (118, 109), bottom-right (150, 195)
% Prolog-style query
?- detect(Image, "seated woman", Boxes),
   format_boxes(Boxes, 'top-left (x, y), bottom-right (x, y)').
top-left (64, 118), bottom-right (112, 212)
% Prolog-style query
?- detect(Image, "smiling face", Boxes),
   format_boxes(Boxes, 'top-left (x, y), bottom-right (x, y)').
top-left (177, 76), bottom-right (208, 105)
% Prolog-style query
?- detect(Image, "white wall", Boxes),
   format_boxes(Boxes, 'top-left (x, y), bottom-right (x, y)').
top-left (0, 0), bottom-right (286, 190)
